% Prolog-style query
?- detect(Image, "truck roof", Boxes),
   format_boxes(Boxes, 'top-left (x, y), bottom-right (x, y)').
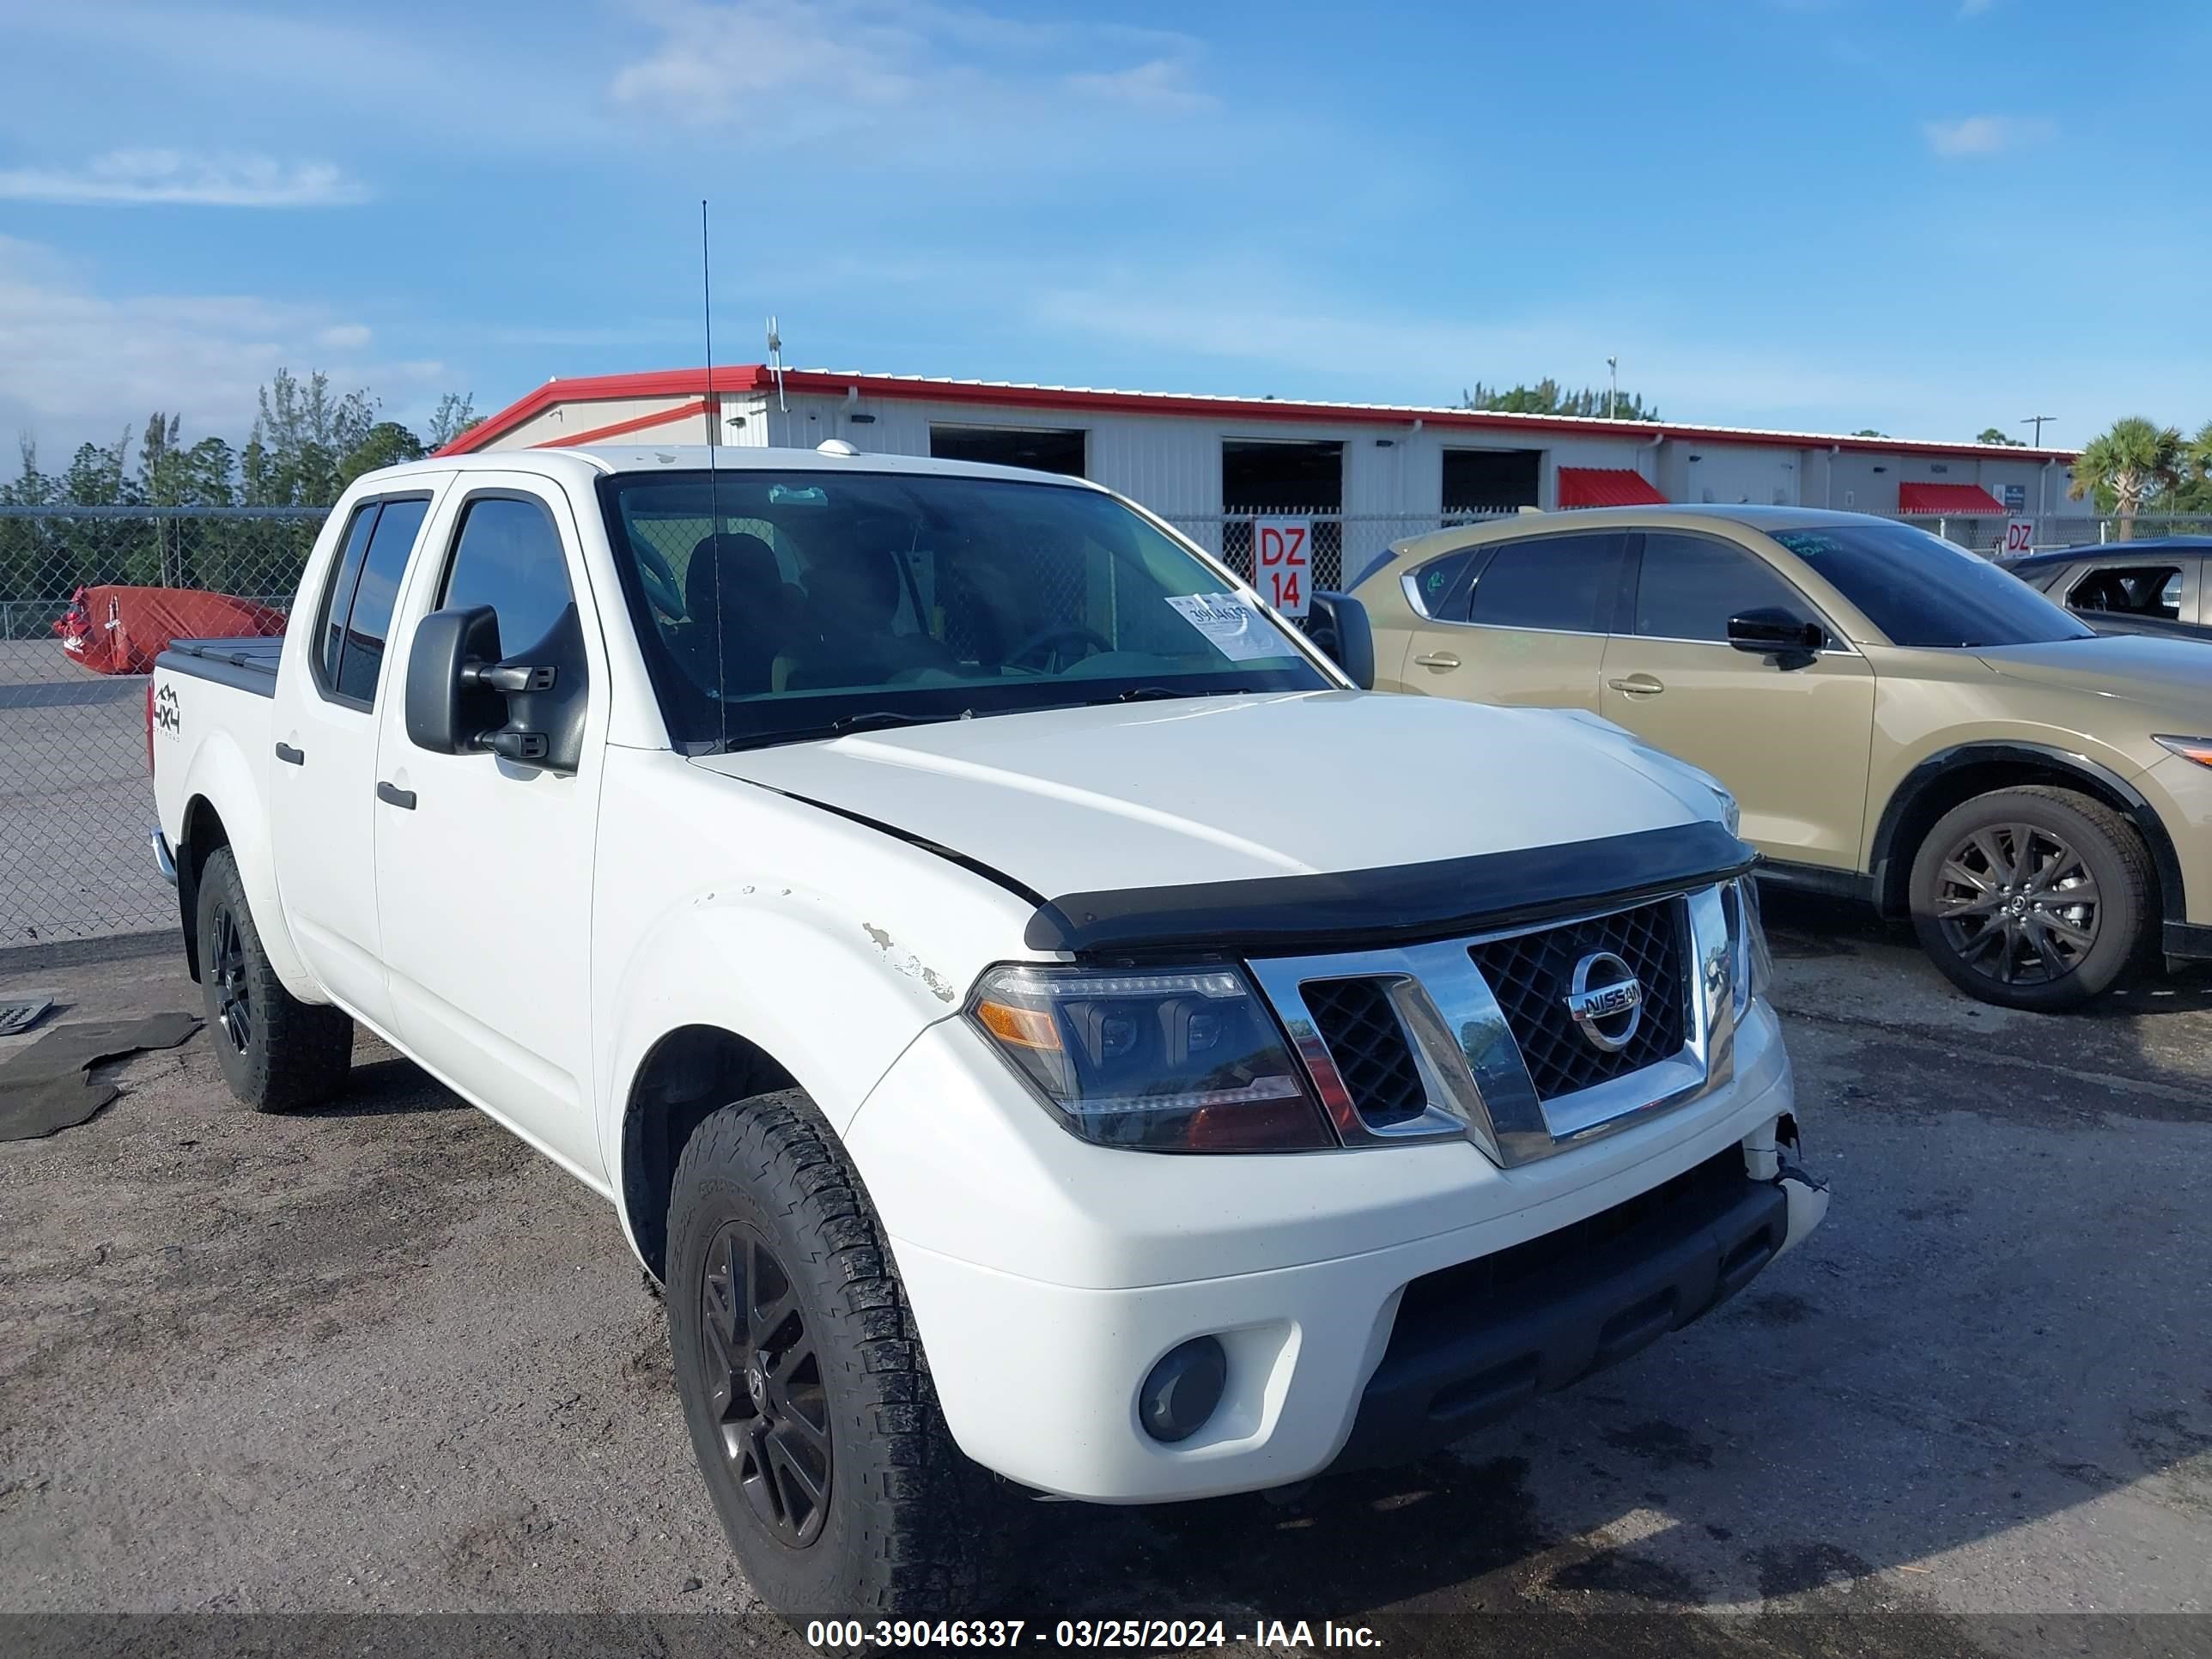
top-left (356, 443), bottom-right (1109, 491)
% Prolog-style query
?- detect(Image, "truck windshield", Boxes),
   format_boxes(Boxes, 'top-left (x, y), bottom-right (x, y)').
top-left (599, 470), bottom-right (1331, 750)
top-left (1769, 522), bottom-right (2095, 648)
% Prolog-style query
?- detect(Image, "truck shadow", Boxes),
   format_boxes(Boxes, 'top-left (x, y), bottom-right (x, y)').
top-left (297, 1053), bottom-right (471, 1120)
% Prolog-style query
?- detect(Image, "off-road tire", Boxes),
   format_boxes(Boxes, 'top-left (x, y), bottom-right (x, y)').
top-left (1908, 785), bottom-right (2154, 1012)
top-left (666, 1089), bottom-right (1012, 1626)
top-left (194, 847), bottom-right (354, 1111)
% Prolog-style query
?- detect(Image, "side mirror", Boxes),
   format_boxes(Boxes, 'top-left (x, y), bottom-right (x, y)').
top-left (1305, 591), bottom-right (1376, 690)
top-left (404, 604), bottom-right (587, 774)
top-left (1726, 607), bottom-right (1825, 669)
top-left (405, 605), bottom-right (507, 756)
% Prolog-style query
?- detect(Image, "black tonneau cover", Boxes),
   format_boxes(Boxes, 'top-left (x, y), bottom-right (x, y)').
top-left (156, 637), bottom-right (283, 698)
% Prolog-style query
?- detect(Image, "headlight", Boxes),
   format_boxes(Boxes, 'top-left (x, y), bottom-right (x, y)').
top-left (967, 963), bottom-right (1334, 1152)
top-left (1728, 877), bottom-right (1773, 1017)
top-left (2153, 735), bottom-right (2212, 769)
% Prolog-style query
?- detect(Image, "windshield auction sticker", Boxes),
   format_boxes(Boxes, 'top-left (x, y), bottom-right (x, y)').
top-left (1164, 592), bottom-right (1294, 662)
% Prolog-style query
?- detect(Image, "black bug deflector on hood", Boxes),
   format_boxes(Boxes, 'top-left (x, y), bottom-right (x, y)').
top-left (1024, 819), bottom-right (1759, 957)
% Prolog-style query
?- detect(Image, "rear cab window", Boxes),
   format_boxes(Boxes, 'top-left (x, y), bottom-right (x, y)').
top-left (312, 496), bottom-right (432, 707)
top-left (2066, 563), bottom-right (2184, 621)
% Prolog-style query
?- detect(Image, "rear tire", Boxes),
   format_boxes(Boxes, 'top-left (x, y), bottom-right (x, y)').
top-left (665, 1089), bottom-right (1011, 1626)
top-left (194, 847), bottom-right (354, 1111)
top-left (1907, 786), bottom-right (2154, 1012)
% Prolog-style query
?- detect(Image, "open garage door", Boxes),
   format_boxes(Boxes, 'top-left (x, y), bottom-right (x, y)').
top-left (928, 424), bottom-right (1087, 477)
top-left (1222, 439), bottom-right (1344, 593)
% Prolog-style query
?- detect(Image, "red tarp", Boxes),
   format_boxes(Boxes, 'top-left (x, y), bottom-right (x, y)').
top-left (53, 586), bottom-right (287, 676)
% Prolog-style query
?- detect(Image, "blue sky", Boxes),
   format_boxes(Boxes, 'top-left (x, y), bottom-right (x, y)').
top-left (2, 0), bottom-right (2203, 459)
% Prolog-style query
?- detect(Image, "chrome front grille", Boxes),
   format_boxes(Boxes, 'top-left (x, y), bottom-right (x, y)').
top-left (1467, 897), bottom-right (1687, 1102)
top-left (1248, 883), bottom-right (1738, 1169)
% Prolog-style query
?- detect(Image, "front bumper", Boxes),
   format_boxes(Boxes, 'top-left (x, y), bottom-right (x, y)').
top-left (856, 1002), bottom-right (1819, 1503)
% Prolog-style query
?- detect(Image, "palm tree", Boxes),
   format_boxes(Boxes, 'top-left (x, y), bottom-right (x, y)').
top-left (2069, 416), bottom-right (2182, 539)
top-left (2189, 420), bottom-right (2212, 489)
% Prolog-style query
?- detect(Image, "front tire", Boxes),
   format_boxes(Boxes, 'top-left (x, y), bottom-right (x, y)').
top-left (665, 1090), bottom-right (1010, 1626)
top-left (194, 847), bottom-right (354, 1110)
top-left (1908, 786), bottom-right (2154, 1011)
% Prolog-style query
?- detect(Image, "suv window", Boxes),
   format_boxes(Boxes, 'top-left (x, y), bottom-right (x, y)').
top-left (1634, 532), bottom-right (1820, 643)
top-left (2068, 563), bottom-right (2183, 621)
top-left (440, 496), bottom-right (577, 655)
top-left (1408, 549), bottom-right (1478, 618)
top-left (317, 496), bottom-right (430, 705)
top-left (1466, 534), bottom-right (1625, 634)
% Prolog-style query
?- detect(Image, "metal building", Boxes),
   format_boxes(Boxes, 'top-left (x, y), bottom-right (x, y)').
top-left (442, 366), bottom-right (2082, 587)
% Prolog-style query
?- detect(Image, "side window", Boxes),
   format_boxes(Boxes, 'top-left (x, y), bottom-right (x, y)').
top-left (1409, 549), bottom-right (1477, 618)
top-left (332, 499), bottom-right (430, 703)
top-left (1633, 532), bottom-right (1820, 643)
top-left (441, 496), bottom-right (577, 655)
top-left (314, 504), bottom-right (380, 689)
top-left (313, 497), bottom-right (429, 706)
top-left (2069, 563), bottom-right (2183, 621)
top-left (1465, 534), bottom-right (1626, 634)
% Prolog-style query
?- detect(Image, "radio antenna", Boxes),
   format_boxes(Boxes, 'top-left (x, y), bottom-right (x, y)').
top-left (702, 198), bottom-right (727, 754)
top-left (766, 314), bottom-right (787, 412)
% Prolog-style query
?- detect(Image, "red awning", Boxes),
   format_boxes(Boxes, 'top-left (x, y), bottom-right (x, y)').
top-left (1557, 466), bottom-right (1667, 507)
top-left (1897, 483), bottom-right (2008, 515)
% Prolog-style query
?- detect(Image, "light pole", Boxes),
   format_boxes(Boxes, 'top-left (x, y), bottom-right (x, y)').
top-left (2023, 415), bottom-right (2056, 518)
top-left (1607, 356), bottom-right (1620, 420)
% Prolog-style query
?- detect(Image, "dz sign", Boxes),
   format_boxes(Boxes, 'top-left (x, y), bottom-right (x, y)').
top-left (1252, 518), bottom-right (1312, 618)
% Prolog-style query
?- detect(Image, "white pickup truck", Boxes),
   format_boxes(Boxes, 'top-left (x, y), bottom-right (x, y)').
top-left (149, 443), bottom-right (1826, 1622)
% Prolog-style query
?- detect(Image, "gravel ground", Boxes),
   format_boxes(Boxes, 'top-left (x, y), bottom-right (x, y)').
top-left (1, 899), bottom-right (2209, 1658)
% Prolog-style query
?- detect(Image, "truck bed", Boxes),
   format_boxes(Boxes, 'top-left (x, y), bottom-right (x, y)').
top-left (156, 637), bottom-right (283, 698)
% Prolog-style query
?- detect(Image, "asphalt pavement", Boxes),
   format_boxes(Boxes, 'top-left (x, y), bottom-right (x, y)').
top-left (1, 897), bottom-right (2208, 1658)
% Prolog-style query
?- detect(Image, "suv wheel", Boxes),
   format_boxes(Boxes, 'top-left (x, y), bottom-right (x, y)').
top-left (194, 847), bottom-right (354, 1110)
top-left (665, 1089), bottom-right (1010, 1624)
top-left (1907, 786), bottom-right (2154, 1011)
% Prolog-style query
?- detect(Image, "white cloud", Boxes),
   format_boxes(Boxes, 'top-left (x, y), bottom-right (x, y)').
top-left (1923, 114), bottom-right (2055, 158)
top-left (0, 149), bottom-right (368, 207)
top-left (0, 236), bottom-right (441, 453)
top-left (1958, 0), bottom-right (1997, 15)
top-left (609, 0), bottom-right (1215, 142)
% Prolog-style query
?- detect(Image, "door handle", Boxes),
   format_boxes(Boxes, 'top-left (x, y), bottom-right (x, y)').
top-left (274, 742), bottom-right (305, 766)
top-left (375, 781), bottom-right (416, 811)
top-left (1413, 652), bottom-right (1462, 669)
top-left (1607, 673), bottom-right (1665, 696)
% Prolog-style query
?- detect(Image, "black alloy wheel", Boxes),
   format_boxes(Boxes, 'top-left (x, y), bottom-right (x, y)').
top-left (1931, 819), bottom-right (2100, 988)
top-left (697, 1221), bottom-right (833, 1547)
top-left (209, 902), bottom-right (252, 1053)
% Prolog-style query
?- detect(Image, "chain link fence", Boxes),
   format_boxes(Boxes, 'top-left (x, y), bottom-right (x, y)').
top-left (4, 497), bottom-right (2204, 946)
top-left (0, 506), bottom-right (328, 945)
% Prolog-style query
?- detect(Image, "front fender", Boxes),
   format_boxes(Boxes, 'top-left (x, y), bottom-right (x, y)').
top-left (178, 725), bottom-right (319, 1001)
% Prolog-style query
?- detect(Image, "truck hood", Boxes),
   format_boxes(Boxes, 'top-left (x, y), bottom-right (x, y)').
top-left (1974, 635), bottom-right (2212, 709)
top-left (695, 691), bottom-right (1722, 899)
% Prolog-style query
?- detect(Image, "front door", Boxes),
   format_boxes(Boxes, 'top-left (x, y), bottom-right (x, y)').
top-left (269, 492), bottom-right (434, 1027)
top-left (1600, 529), bottom-right (1875, 870)
top-left (1396, 530), bottom-right (1628, 711)
top-left (372, 479), bottom-right (608, 1183)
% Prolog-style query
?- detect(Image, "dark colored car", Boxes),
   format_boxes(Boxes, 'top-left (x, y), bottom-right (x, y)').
top-left (2002, 538), bottom-right (2212, 642)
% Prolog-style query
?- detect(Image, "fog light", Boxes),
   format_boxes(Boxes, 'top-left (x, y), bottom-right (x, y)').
top-left (1139, 1336), bottom-right (1227, 1443)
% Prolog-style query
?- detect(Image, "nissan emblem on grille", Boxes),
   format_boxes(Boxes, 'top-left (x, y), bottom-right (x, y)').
top-left (1565, 951), bottom-right (1644, 1054)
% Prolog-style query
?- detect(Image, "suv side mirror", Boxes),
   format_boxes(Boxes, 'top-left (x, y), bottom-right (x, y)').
top-left (405, 605), bottom-right (587, 774)
top-left (1305, 591), bottom-right (1376, 690)
top-left (1726, 607), bottom-right (1825, 669)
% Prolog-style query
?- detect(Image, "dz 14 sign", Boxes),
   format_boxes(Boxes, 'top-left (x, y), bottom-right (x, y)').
top-left (2002, 519), bottom-right (2037, 556)
top-left (1252, 518), bottom-right (1312, 617)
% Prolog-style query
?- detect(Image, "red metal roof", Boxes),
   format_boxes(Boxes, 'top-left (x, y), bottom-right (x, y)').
top-left (1557, 466), bottom-right (1668, 508)
top-left (1896, 483), bottom-right (2009, 515)
top-left (439, 364), bottom-right (2083, 465)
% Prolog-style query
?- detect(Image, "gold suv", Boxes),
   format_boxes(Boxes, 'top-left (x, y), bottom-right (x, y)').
top-left (1351, 507), bottom-right (2212, 1010)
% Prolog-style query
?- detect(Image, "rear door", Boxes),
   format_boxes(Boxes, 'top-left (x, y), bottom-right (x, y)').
top-left (269, 489), bottom-right (436, 1026)
top-left (371, 477), bottom-right (609, 1182)
top-left (1396, 531), bottom-right (1628, 710)
top-left (1599, 529), bottom-right (1875, 870)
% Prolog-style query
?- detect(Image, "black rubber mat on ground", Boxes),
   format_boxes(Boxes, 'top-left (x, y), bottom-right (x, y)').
top-left (0, 1013), bottom-right (200, 1140)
